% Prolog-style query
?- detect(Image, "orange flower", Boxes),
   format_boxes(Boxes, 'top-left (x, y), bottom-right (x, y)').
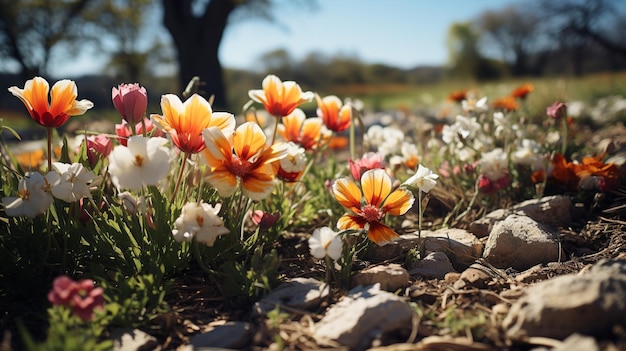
top-left (202, 122), bottom-right (288, 201)
top-left (333, 169), bottom-right (414, 245)
top-left (573, 155), bottom-right (618, 179)
top-left (248, 75), bottom-right (314, 117)
top-left (316, 94), bottom-right (352, 133)
top-left (511, 83), bottom-right (534, 99)
top-left (277, 108), bottom-right (327, 151)
top-left (549, 153), bottom-right (578, 190)
top-left (14, 148), bottom-right (45, 170)
top-left (8, 77), bottom-right (93, 128)
top-left (447, 89), bottom-right (467, 103)
top-left (151, 94), bottom-right (235, 154)
top-left (493, 96), bottom-right (519, 111)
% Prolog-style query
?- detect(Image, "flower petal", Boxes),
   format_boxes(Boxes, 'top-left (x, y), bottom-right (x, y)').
top-left (333, 178), bottom-right (362, 213)
top-left (382, 188), bottom-right (414, 216)
top-left (361, 169), bottom-right (391, 208)
top-left (367, 221), bottom-right (400, 246)
top-left (337, 214), bottom-right (366, 231)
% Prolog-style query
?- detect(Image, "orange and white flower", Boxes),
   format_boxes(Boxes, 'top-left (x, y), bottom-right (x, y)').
top-left (248, 75), bottom-right (314, 117)
top-left (202, 122), bottom-right (288, 201)
top-left (333, 169), bottom-right (414, 245)
top-left (277, 108), bottom-right (328, 151)
top-left (151, 94), bottom-right (235, 154)
top-left (316, 94), bottom-right (351, 133)
top-left (276, 142), bottom-right (307, 182)
top-left (8, 76), bottom-right (93, 128)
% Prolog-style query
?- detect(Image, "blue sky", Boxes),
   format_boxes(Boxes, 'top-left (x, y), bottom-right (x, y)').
top-left (51, 0), bottom-right (520, 76)
top-left (219, 0), bottom-right (520, 70)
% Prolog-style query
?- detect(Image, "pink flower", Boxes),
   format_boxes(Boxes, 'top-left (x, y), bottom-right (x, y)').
top-left (250, 210), bottom-right (280, 230)
top-left (349, 152), bottom-right (385, 180)
top-left (546, 101), bottom-right (567, 120)
top-left (112, 83), bottom-right (148, 124)
top-left (115, 118), bottom-right (164, 146)
top-left (84, 135), bottom-right (112, 168)
top-left (48, 275), bottom-right (105, 321)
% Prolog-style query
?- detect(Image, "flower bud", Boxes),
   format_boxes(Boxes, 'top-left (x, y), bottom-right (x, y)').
top-left (112, 83), bottom-right (148, 124)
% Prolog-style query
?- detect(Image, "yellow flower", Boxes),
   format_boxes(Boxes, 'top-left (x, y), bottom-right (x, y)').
top-left (333, 169), bottom-right (414, 245)
top-left (202, 122), bottom-right (287, 201)
top-left (248, 75), bottom-right (314, 117)
top-left (151, 94), bottom-right (235, 154)
top-left (8, 76), bottom-right (93, 128)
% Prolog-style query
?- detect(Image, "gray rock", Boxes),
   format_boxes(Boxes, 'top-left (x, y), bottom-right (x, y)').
top-left (366, 229), bottom-right (482, 270)
top-left (314, 284), bottom-right (413, 350)
top-left (422, 228), bottom-right (484, 270)
top-left (503, 259), bottom-right (626, 339)
top-left (190, 321), bottom-right (252, 349)
top-left (351, 263), bottom-right (410, 292)
top-left (482, 215), bottom-right (563, 270)
top-left (111, 328), bottom-right (158, 351)
top-left (409, 251), bottom-right (456, 279)
top-left (470, 196), bottom-right (573, 238)
top-left (252, 277), bottom-right (328, 316)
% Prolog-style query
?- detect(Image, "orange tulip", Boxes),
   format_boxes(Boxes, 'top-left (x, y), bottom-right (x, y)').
top-left (8, 77), bottom-right (93, 128)
top-left (202, 122), bottom-right (287, 201)
top-left (152, 94), bottom-right (235, 154)
top-left (333, 169), bottom-right (414, 245)
top-left (248, 75), bottom-right (314, 117)
top-left (316, 94), bottom-right (351, 133)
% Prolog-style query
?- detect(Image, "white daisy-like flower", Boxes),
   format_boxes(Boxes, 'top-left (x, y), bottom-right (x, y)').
top-left (309, 226), bottom-right (343, 261)
top-left (108, 136), bottom-right (171, 191)
top-left (47, 162), bottom-right (95, 202)
top-left (2, 172), bottom-right (53, 218)
top-left (172, 202), bottom-right (229, 246)
top-left (512, 139), bottom-right (544, 170)
top-left (404, 164), bottom-right (439, 193)
top-left (478, 148), bottom-right (508, 181)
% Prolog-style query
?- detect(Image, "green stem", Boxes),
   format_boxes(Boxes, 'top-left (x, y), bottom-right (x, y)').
top-left (47, 127), bottom-right (52, 172)
top-left (193, 241), bottom-right (214, 274)
top-left (560, 117), bottom-right (568, 156)
top-left (418, 190), bottom-right (423, 258)
top-left (270, 116), bottom-right (279, 145)
top-left (349, 113), bottom-right (356, 161)
top-left (172, 152), bottom-right (189, 202)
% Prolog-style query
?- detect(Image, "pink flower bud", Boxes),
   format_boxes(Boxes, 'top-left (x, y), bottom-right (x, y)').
top-left (250, 210), bottom-right (280, 230)
top-left (546, 101), bottom-right (567, 120)
top-left (112, 83), bottom-right (148, 124)
top-left (85, 135), bottom-right (112, 168)
top-left (115, 120), bottom-right (132, 146)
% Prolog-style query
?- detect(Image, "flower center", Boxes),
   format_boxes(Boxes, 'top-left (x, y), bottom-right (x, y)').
top-left (134, 155), bottom-right (144, 167)
top-left (228, 156), bottom-right (252, 178)
top-left (18, 188), bottom-right (30, 200)
top-left (196, 215), bottom-right (204, 227)
top-left (361, 204), bottom-right (382, 222)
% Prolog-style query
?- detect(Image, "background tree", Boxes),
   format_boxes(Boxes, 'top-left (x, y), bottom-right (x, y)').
top-left (477, 4), bottom-right (545, 76)
top-left (0, 0), bottom-right (94, 79)
top-left (162, 0), bottom-right (315, 109)
top-left (446, 22), bottom-right (501, 80)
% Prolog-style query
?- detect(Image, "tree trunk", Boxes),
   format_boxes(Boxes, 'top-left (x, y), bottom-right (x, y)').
top-left (162, 0), bottom-right (236, 110)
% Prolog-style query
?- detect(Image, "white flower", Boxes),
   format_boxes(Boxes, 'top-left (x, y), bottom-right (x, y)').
top-left (512, 139), bottom-right (544, 170)
top-left (478, 148), bottom-right (508, 181)
top-left (2, 172), bottom-right (53, 218)
top-left (462, 96), bottom-right (488, 113)
top-left (404, 164), bottom-right (439, 193)
top-left (172, 202), bottom-right (229, 246)
top-left (442, 115), bottom-right (481, 144)
top-left (279, 142), bottom-right (307, 173)
top-left (309, 226), bottom-right (343, 261)
top-left (108, 136), bottom-right (171, 190)
top-left (47, 162), bottom-right (95, 202)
